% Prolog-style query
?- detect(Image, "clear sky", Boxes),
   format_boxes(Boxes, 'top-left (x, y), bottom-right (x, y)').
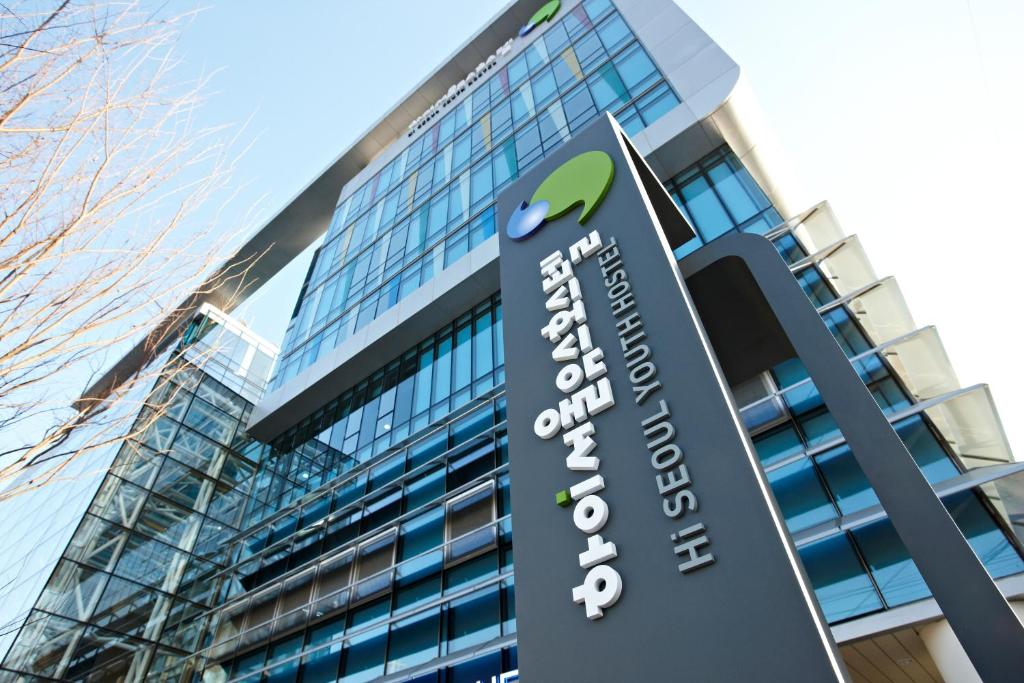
top-left (175, 0), bottom-right (1024, 454)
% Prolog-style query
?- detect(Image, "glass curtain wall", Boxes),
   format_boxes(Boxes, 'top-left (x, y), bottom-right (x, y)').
top-left (186, 148), bottom-right (1022, 678)
top-left (272, 0), bottom-right (681, 390)
top-left (0, 327), bottom-right (273, 682)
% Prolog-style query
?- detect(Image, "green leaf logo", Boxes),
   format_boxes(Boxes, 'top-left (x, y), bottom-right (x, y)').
top-left (532, 150), bottom-right (614, 225)
top-left (506, 151), bottom-right (615, 240)
top-left (519, 0), bottom-right (561, 36)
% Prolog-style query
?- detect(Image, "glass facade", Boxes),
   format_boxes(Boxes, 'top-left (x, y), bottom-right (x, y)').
top-left (272, 0), bottom-right (680, 390)
top-left (166, 148), bottom-right (1020, 682)
top-left (3, 2), bottom-right (1022, 682)
top-left (249, 296), bottom-right (505, 525)
top-left (0, 315), bottom-right (274, 682)
top-left (665, 146), bottom-right (783, 256)
top-left (4, 145), bottom-right (1021, 683)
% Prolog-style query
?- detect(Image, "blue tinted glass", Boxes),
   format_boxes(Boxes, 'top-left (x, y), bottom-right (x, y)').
top-left (680, 175), bottom-right (732, 241)
top-left (427, 194), bottom-right (447, 239)
top-left (470, 160), bottom-right (492, 208)
top-left (552, 46), bottom-right (583, 89)
top-left (614, 43), bottom-right (658, 96)
top-left (709, 157), bottom-right (765, 221)
top-left (588, 63), bottom-right (629, 111)
top-left (753, 424), bottom-right (803, 466)
top-left (531, 68), bottom-right (558, 107)
top-left (473, 309), bottom-right (494, 379)
top-left (636, 82), bottom-right (678, 125)
top-left (524, 40), bottom-right (548, 71)
top-left (895, 416), bottom-right (958, 484)
top-left (783, 379), bottom-right (823, 417)
top-left (515, 121), bottom-right (543, 171)
top-left (573, 31), bottom-right (605, 73)
top-left (507, 53), bottom-right (529, 89)
top-left (265, 635), bottom-right (302, 683)
top-left (543, 22), bottom-right (570, 56)
top-left (563, 82), bottom-right (597, 132)
top-left (405, 466), bottom-right (445, 512)
top-left (851, 520), bottom-right (929, 607)
top-left (617, 106), bottom-right (644, 137)
top-left (822, 308), bottom-right (871, 356)
top-left (799, 534), bottom-right (881, 622)
top-left (400, 508), bottom-right (444, 560)
top-left (795, 268), bottom-right (836, 308)
top-left (452, 406), bottom-right (493, 446)
top-left (563, 5), bottom-right (595, 38)
top-left (452, 134), bottom-right (471, 173)
top-left (368, 454), bottom-right (404, 492)
top-left (234, 649), bottom-right (267, 676)
top-left (583, 0), bottom-right (613, 21)
top-left (432, 334), bottom-right (452, 405)
top-left (772, 358), bottom-right (808, 389)
top-left (300, 640), bottom-right (342, 683)
top-left (871, 378), bottom-right (910, 415)
top-left (595, 13), bottom-right (630, 52)
top-left (341, 625), bottom-right (387, 682)
top-left (493, 141), bottom-right (518, 189)
top-left (800, 410), bottom-right (840, 448)
top-left (386, 608), bottom-right (440, 674)
top-left (850, 353), bottom-right (888, 385)
top-left (816, 445), bottom-right (878, 515)
top-left (503, 578), bottom-right (516, 634)
top-left (447, 585), bottom-right (500, 653)
top-left (946, 490), bottom-right (1024, 579)
top-left (511, 83), bottom-right (535, 124)
top-left (767, 458), bottom-right (837, 532)
top-left (449, 652), bottom-right (502, 683)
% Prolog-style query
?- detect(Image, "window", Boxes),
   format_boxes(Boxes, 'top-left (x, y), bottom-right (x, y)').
top-left (895, 416), bottom-right (959, 484)
top-left (301, 617), bottom-right (344, 682)
top-left (406, 466), bottom-right (446, 512)
top-left (635, 82), bottom-right (677, 124)
top-left (278, 569), bottom-right (315, 629)
top-left (588, 62), bottom-right (629, 111)
top-left (753, 424), bottom-right (803, 466)
top-left (798, 534), bottom-right (881, 622)
top-left (446, 483), bottom-right (496, 561)
top-left (816, 445), bottom-right (877, 515)
top-left (447, 586), bottom-right (500, 654)
top-left (354, 531), bottom-right (397, 599)
top-left (595, 12), bottom-right (629, 52)
top-left (265, 634), bottom-right (302, 683)
top-left (400, 508), bottom-right (445, 561)
top-left (182, 398), bottom-right (236, 446)
top-left (767, 458), bottom-right (837, 533)
top-left (680, 174), bottom-right (733, 242)
top-left (386, 609), bottom-right (441, 674)
top-left (314, 551), bottom-right (354, 616)
top-left (947, 490), bottom-right (1024, 579)
top-left (614, 43), bottom-right (658, 96)
top-left (340, 625), bottom-right (388, 682)
top-left (37, 561), bottom-right (108, 622)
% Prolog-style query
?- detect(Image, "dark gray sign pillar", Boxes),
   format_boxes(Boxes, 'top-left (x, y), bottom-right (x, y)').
top-left (681, 234), bottom-right (1024, 683)
top-left (497, 114), bottom-right (849, 681)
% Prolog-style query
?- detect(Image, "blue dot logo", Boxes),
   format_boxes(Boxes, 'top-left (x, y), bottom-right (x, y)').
top-left (506, 200), bottom-right (551, 241)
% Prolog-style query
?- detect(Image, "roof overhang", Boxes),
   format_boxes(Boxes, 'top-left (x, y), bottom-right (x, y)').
top-left (79, 0), bottom-right (550, 406)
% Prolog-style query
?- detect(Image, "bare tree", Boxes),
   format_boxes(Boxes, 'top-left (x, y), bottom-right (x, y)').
top-left (0, 0), bottom-right (262, 498)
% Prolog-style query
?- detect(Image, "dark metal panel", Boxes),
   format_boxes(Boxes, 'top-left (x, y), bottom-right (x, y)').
top-left (681, 233), bottom-right (1024, 683)
top-left (497, 113), bottom-right (847, 681)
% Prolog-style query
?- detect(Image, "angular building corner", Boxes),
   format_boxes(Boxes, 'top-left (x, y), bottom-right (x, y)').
top-left (1, 0), bottom-right (1021, 681)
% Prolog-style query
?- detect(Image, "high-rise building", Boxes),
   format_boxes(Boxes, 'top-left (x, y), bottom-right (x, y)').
top-left (2, 0), bottom-right (1023, 681)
